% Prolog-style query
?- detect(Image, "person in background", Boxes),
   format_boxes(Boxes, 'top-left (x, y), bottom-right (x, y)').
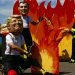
top-left (18, 2), bottom-right (43, 52)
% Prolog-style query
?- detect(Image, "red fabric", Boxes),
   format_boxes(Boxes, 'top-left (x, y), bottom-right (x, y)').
top-left (2, 32), bottom-right (9, 36)
top-left (37, 1), bottom-right (46, 17)
top-left (8, 70), bottom-right (18, 75)
top-left (13, 0), bottom-right (20, 15)
top-left (63, 0), bottom-right (74, 24)
top-left (55, 0), bottom-right (65, 17)
top-left (45, 2), bottom-right (55, 20)
top-left (66, 0), bottom-right (74, 24)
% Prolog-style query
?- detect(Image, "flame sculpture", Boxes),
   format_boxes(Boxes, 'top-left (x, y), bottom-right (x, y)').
top-left (13, 0), bottom-right (75, 74)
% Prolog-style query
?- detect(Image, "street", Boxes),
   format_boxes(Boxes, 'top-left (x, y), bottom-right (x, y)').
top-left (59, 62), bottom-right (75, 75)
top-left (0, 62), bottom-right (75, 75)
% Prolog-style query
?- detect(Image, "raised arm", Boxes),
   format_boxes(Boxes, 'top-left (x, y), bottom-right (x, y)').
top-left (31, 16), bottom-right (43, 25)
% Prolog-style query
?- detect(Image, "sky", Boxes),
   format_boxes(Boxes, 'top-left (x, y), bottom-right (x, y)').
top-left (0, 0), bottom-right (65, 24)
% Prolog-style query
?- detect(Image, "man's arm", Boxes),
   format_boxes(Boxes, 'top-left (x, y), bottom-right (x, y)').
top-left (31, 16), bottom-right (43, 25)
top-left (8, 43), bottom-right (28, 54)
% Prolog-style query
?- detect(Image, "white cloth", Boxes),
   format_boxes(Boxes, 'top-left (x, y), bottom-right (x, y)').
top-left (21, 16), bottom-right (32, 28)
top-left (5, 33), bottom-right (25, 55)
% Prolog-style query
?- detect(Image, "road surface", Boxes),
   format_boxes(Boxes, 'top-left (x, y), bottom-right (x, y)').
top-left (0, 62), bottom-right (75, 75)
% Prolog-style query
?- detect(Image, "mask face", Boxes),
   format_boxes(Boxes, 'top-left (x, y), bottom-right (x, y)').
top-left (8, 18), bottom-right (23, 34)
top-left (19, 3), bottom-right (29, 15)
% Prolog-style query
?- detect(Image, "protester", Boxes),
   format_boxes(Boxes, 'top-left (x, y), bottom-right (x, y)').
top-left (3, 15), bottom-right (31, 75)
top-left (18, 2), bottom-right (43, 52)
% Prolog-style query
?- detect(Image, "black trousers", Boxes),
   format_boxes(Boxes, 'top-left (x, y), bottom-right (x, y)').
top-left (3, 55), bottom-right (31, 75)
top-left (22, 28), bottom-right (32, 51)
top-left (71, 38), bottom-right (75, 60)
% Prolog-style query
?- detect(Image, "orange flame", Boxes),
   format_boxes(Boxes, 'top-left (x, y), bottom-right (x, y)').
top-left (13, 0), bottom-right (75, 74)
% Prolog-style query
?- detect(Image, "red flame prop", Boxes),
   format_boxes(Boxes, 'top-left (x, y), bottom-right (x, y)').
top-left (13, 0), bottom-right (75, 74)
